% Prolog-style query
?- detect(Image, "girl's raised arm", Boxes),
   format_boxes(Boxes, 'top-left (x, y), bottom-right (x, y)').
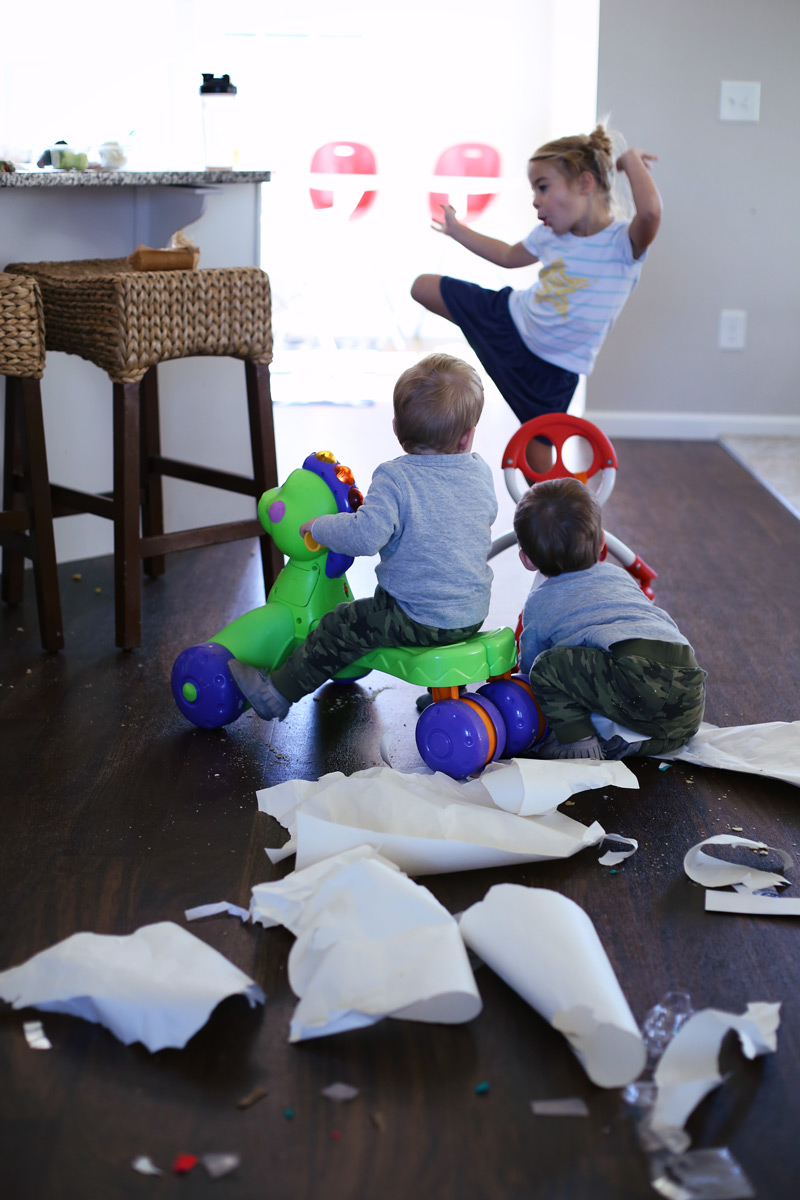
top-left (616, 149), bottom-right (662, 259)
top-left (433, 204), bottom-right (538, 268)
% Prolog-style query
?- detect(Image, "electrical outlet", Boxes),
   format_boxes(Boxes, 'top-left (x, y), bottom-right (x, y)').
top-left (720, 81), bottom-right (761, 122)
top-left (718, 309), bottom-right (747, 350)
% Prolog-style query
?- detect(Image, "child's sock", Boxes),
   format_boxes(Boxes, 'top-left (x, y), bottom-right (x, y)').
top-left (228, 660), bottom-right (291, 721)
top-left (599, 734), bottom-right (646, 760)
top-left (536, 731), bottom-right (605, 760)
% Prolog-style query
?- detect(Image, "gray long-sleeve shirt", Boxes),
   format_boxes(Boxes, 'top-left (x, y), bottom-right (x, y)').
top-left (518, 560), bottom-right (691, 675)
top-left (311, 452), bottom-right (498, 628)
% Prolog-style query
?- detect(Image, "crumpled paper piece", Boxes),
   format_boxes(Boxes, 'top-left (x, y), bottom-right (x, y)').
top-left (647, 1002), bottom-right (781, 1153)
top-left (459, 884), bottom-right (646, 1087)
top-left (657, 720), bottom-right (800, 787)
top-left (706, 891), bottom-right (800, 916)
top-left (250, 846), bottom-right (481, 1041)
top-left (598, 833), bottom-right (639, 867)
top-left (0, 922), bottom-right (265, 1052)
top-left (255, 760), bottom-right (637, 876)
top-left (480, 757), bottom-right (638, 816)
top-left (684, 834), bottom-right (792, 894)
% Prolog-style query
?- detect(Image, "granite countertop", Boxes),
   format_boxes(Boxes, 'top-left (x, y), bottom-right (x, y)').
top-left (0, 169), bottom-right (271, 188)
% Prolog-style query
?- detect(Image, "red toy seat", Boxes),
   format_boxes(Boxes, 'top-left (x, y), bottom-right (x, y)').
top-left (503, 414), bottom-right (618, 506)
top-left (496, 414), bottom-right (657, 600)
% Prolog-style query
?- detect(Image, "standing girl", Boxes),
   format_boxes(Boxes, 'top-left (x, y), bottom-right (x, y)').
top-left (410, 125), bottom-right (661, 472)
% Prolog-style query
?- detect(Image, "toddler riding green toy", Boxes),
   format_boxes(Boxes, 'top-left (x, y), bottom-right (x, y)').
top-left (171, 450), bottom-right (546, 777)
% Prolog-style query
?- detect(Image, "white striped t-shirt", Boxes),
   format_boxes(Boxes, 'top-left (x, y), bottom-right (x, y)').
top-left (507, 221), bottom-right (645, 376)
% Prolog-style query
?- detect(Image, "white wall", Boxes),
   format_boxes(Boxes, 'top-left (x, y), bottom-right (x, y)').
top-left (589, 0), bottom-right (800, 437)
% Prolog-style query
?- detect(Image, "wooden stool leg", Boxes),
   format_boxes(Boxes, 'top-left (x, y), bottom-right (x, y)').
top-left (19, 378), bottom-right (64, 651)
top-left (140, 366), bottom-right (166, 579)
top-left (113, 381), bottom-right (143, 650)
top-left (245, 360), bottom-right (283, 594)
top-left (2, 376), bottom-right (26, 604)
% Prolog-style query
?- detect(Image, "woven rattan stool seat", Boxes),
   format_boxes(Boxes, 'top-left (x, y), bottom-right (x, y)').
top-left (1, 273), bottom-right (63, 649)
top-left (0, 271), bottom-right (46, 379)
top-left (5, 260), bottom-right (272, 383)
top-left (3, 258), bottom-right (280, 649)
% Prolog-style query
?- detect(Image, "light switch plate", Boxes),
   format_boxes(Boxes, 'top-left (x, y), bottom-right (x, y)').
top-left (719, 309), bottom-right (747, 350)
top-left (720, 81), bottom-right (761, 122)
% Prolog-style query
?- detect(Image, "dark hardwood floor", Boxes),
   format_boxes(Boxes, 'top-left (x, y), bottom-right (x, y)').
top-left (1, 435), bottom-right (799, 1200)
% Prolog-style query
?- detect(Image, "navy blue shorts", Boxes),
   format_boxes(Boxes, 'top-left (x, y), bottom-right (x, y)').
top-left (439, 277), bottom-right (579, 424)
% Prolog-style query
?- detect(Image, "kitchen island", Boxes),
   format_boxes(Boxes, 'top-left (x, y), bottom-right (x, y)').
top-left (0, 169), bottom-right (273, 563)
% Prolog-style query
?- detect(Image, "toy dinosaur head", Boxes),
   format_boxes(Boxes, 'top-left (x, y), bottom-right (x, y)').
top-left (257, 451), bottom-right (363, 578)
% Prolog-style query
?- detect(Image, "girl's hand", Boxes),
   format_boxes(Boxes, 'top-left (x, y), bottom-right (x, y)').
top-left (299, 520), bottom-right (316, 537)
top-left (431, 203), bottom-right (462, 236)
top-left (617, 148), bottom-right (659, 173)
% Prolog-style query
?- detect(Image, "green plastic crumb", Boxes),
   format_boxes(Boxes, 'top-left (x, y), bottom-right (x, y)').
top-left (474, 1081), bottom-right (490, 1095)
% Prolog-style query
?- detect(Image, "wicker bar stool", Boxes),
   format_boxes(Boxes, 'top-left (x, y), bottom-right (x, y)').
top-left (4, 258), bottom-right (282, 650)
top-left (1, 273), bottom-right (64, 651)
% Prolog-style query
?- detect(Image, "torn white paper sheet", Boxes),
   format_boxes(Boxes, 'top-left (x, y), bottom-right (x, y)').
top-left (480, 757), bottom-right (638, 816)
top-left (185, 901), bottom-right (251, 922)
top-left (598, 833), bottom-right (639, 867)
top-left (23, 1020), bottom-right (52, 1049)
top-left (648, 1002), bottom-right (781, 1153)
top-left (684, 834), bottom-right (792, 894)
top-left (256, 765), bottom-right (608, 877)
top-left (657, 720), bottom-right (800, 788)
top-left (705, 891), bottom-right (800, 917)
top-left (0, 922), bottom-right (265, 1052)
top-left (530, 1097), bottom-right (589, 1117)
top-left (250, 847), bottom-right (482, 1042)
top-left (459, 885), bottom-right (646, 1088)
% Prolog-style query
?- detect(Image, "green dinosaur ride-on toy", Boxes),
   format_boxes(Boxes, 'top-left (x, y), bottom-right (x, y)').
top-left (170, 451), bottom-right (547, 777)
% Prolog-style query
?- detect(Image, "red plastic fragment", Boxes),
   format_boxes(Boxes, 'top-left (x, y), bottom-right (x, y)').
top-left (172, 1153), bottom-right (199, 1175)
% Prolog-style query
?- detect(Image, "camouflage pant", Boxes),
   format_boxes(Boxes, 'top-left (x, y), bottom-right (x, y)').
top-left (272, 586), bottom-right (482, 703)
top-left (528, 638), bottom-right (707, 755)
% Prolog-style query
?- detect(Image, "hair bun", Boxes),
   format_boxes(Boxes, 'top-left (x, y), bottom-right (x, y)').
top-left (587, 124), bottom-right (613, 158)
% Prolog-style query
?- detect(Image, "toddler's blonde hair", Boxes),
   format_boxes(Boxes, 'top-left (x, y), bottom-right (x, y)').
top-left (393, 353), bottom-right (484, 454)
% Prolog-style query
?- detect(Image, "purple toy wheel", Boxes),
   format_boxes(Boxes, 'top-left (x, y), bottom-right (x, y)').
top-left (415, 697), bottom-right (494, 779)
top-left (463, 692), bottom-right (506, 760)
top-left (171, 642), bottom-right (247, 729)
top-left (477, 678), bottom-right (543, 756)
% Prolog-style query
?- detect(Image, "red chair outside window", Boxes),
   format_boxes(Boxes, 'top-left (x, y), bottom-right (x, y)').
top-left (429, 143), bottom-right (501, 224)
top-left (309, 141), bottom-right (378, 220)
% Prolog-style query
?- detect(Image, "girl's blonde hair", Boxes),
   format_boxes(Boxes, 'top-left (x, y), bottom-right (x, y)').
top-left (531, 122), bottom-right (632, 220)
top-left (393, 353), bottom-right (484, 454)
top-left (531, 123), bottom-right (615, 194)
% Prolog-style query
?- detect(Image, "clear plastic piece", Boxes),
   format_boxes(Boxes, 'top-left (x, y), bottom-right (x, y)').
top-left (642, 991), bottom-right (694, 1068)
top-left (201, 1153), bottom-right (241, 1179)
top-left (650, 1147), bottom-right (756, 1200)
